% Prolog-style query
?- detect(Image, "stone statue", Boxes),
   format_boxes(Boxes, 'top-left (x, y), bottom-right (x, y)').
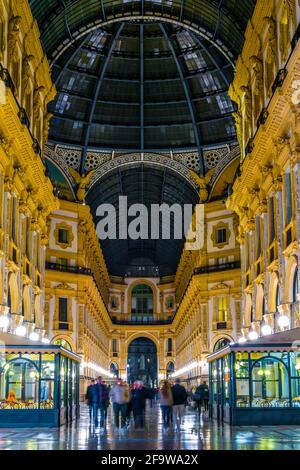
top-left (22, 54), bottom-right (34, 94)
top-left (189, 169), bottom-right (214, 202)
top-left (33, 86), bottom-right (45, 120)
top-left (232, 110), bottom-right (243, 149)
top-left (8, 16), bottom-right (21, 60)
top-left (240, 85), bottom-right (252, 123)
top-left (43, 111), bottom-right (53, 144)
top-left (69, 167), bottom-right (95, 202)
top-left (250, 56), bottom-right (263, 95)
top-left (264, 17), bottom-right (277, 65)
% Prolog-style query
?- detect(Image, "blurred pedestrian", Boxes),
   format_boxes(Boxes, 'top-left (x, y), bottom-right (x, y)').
top-left (159, 381), bottom-right (173, 431)
top-left (110, 379), bottom-right (130, 433)
top-left (131, 381), bottom-right (147, 429)
top-left (171, 378), bottom-right (188, 431)
top-left (85, 379), bottom-right (95, 422)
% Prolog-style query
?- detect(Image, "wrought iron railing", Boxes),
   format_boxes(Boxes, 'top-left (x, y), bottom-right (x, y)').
top-left (193, 261), bottom-right (240, 275)
top-left (46, 262), bottom-right (92, 275)
top-left (113, 317), bottom-right (174, 325)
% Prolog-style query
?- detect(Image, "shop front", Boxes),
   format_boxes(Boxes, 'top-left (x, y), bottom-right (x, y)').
top-left (208, 328), bottom-right (300, 425)
top-left (0, 334), bottom-right (80, 427)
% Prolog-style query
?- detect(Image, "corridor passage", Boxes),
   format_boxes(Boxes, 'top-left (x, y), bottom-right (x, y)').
top-left (0, 404), bottom-right (300, 451)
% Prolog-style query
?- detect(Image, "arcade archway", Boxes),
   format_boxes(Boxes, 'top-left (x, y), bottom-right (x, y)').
top-left (127, 337), bottom-right (157, 387)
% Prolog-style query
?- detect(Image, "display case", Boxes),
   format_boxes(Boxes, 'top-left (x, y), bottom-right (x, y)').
top-left (0, 338), bottom-right (80, 427)
top-left (208, 328), bottom-right (300, 425)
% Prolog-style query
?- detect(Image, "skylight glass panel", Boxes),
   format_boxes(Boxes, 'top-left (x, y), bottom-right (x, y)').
top-left (198, 72), bottom-right (221, 92)
top-left (177, 31), bottom-right (196, 50)
top-left (87, 30), bottom-right (107, 50)
top-left (184, 50), bottom-right (207, 72)
top-left (216, 94), bottom-right (234, 114)
top-left (55, 94), bottom-right (71, 114)
top-left (77, 50), bottom-right (98, 69)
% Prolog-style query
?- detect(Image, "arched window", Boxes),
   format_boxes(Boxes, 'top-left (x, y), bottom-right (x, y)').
top-left (166, 362), bottom-right (174, 378)
top-left (52, 338), bottom-right (72, 351)
top-left (131, 284), bottom-right (153, 319)
top-left (110, 363), bottom-right (119, 378)
top-left (4, 358), bottom-right (39, 406)
top-left (251, 356), bottom-right (289, 407)
top-left (293, 267), bottom-right (299, 303)
top-left (213, 338), bottom-right (230, 352)
top-left (167, 338), bottom-right (172, 356)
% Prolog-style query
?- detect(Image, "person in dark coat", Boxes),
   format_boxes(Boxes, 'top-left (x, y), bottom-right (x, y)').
top-left (89, 376), bottom-right (109, 428)
top-left (131, 381), bottom-right (147, 429)
top-left (85, 379), bottom-right (95, 422)
top-left (194, 380), bottom-right (209, 415)
top-left (96, 376), bottom-right (109, 429)
top-left (171, 378), bottom-right (188, 430)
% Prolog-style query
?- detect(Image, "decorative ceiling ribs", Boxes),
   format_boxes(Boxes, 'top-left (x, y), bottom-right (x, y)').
top-left (80, 23), bottom-right (125, 173)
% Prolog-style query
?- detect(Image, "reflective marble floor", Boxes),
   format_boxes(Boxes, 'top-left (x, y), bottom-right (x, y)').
top-left (1, 404), bottom-right (300, 450)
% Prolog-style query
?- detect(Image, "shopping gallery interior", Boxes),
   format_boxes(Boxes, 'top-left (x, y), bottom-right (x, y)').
top-left (1, 0), bottom-right (300, 451)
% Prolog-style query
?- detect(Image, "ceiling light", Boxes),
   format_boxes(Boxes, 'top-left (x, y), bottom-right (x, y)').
top-left (248, 331), bottom-right (258, 340)
top-left (29, 332), bottom-right (39, 342)
top-left (0, 315), bottom-right (10, 329)
top-left (238, 337), bottom-right (247, 344)
top-left (15, 325), bottom-right (26, 337)
top-left (261, 324), bottom-right (273, 336)
top-left (278, 315), bottom-right (290, 328)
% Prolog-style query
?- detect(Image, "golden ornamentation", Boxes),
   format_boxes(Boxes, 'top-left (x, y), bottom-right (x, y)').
top-left (7, 16), bottom-right (21, 61)
top-left (240, 85), bottom-right (252, 123)
top-left (33, 86), bottom-right (45, 120)
top-left (264, 17), bottom-right (277, 65)
top-left (250, 56), bottom-right (263, 95)
top-left (211, 221), bottom-right (230, 249)
top-left (54, 222), bottom-right (74, 249)
top-left (43, 111), bottom-right (53, 145)
top-left (189, 169), bottom-right (213, 202)
top-left (21, 54), bottom-right (34, 95)
top-left (68, 167), bottom-right (95, 202)
top-left (232, 110), bottom-right (243, 150)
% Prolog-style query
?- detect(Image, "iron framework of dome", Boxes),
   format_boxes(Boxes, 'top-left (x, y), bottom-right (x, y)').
top-left (29, 0), bottom-right (257, 277)
top-left (48, 21), bottom-right (237, 164)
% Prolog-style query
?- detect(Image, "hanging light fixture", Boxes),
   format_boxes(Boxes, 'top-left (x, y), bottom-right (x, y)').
top-left (238, 336), bottom-right (247, 344)
top-left (0, 315), bottom-right (10, 329)
top-left (278, 315), bottom-right (290, 328)
top-left (29, 331), bottom-right (39, 342)
top-left (42, 337), bottom-right (50, 344)
top-left (261, 324), bottom-right (273, 336)
top-left (248, 330), bottom-right (259, 340)
top-left (15, 325), bottom-right (27, 337)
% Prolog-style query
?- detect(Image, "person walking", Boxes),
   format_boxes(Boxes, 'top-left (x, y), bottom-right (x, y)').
top-left (88, 379), bottom-right (101, 428)
top-left (126, 384), bottom-right (133, 428)
top-left (131, 381), bottom-right (147, 429)
top-left (202, 381), bottom-right (209, 413)
top-left (194, 380), bottom-right (209, 416)
top-left (159, 381), bottom-right (173, 431)
top-left (85, 379), bottom-right (95, 422)
top-left (104, 384), bottom-right (111, 421)
top-left (96, 376), bottom-right (109, 430)
top-left (171, 378), bottom-right (188, 431)
top-left (110, 379), bottom-right (130, 433)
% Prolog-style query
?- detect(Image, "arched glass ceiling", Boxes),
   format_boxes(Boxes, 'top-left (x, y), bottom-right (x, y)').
top-left (48, 21), bottom-right (237, 161)
top-left (87, 163), bottom-right (199, 277)
top-left (29, 0), bottom-right (256, 62)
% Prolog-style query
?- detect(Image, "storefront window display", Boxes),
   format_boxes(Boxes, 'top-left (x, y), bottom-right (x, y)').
top-left (251, 354), bottom-right (289, 408)
top-left (208, 330), bottom-right (300, 425)
top-left (0, 345), bottom-right (80, 427)
top-left (235, 352), bottom-right (250, 408)
top-left (0, 353), bottom-right (56, 410)
top-left (290, 352), bottom-right (300, 407)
